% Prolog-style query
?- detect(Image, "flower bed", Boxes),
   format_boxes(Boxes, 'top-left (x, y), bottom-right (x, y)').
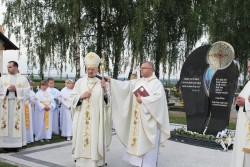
top-left (170, 127), bottom-right (234, 151)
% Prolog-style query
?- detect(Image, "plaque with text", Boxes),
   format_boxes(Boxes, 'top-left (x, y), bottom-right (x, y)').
top-left (206, 62), bottom-right (238, 134)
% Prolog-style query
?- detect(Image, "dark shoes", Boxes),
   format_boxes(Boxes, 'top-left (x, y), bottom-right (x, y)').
top-left (1, 148), bottom-right (19, 153)
top-left (98, 163), bottom-right (107, 167)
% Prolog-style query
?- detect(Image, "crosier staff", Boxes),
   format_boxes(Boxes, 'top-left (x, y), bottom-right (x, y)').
top-left (101, 49), bottom-right (106, 167)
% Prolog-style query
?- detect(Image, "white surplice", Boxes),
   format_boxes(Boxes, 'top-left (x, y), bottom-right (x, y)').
top-left (60, 87), bottom-right (73, 137)
top-left (29, 90), bottom-right (36, 134)
top-left (24, 90), bottom-right (36, 143)
top-left (0, 73), bottom-right (30, 148)
top-left (231, 81), bottom-right (250, 167)
top-left (47, 87), bottom-right (61, 135)
top-left (110, 75), bottom-right (170, 167)
top-left (71, 77), bottom-right (111, 167)
top-left (34, 89), bottom-right (55, 141)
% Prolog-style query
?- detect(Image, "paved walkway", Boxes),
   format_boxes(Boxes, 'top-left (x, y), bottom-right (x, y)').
top-left (0, 124), bottom-right (233, 167)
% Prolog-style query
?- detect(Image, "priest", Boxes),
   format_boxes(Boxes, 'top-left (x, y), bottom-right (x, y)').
top-left (231, 58), bottom-right (250, 167)
top-left (71, 52), bottom-right (111, 167)
top-left (105, 61), bottom-right (170, 167)
top-left (0, 61), bottom-right (30, 152)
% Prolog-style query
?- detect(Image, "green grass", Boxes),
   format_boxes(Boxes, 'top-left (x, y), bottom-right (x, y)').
top-left (0, 162), bottom-right (17, 167)
top-left (23, 134), bottom-right (67, 148)
top-left (169, 115), bottom-right (187, 125)
top-left (228, 122), bottom-right (236, 130)
top-left (169, 111), bottom-right (236, 130)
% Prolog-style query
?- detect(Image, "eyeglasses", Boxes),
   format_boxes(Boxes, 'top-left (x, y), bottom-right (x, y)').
top-left (140, 67), bottom-right (152, 70)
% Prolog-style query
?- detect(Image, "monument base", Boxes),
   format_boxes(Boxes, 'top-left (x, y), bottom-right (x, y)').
top-left (170, 133), bottom-right (233, 150)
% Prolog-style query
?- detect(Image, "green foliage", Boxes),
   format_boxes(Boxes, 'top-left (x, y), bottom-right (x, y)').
top-left (3, 0), bottom-right (208, 80)
top-left (207, 0), bottom-right (250, 81)
top-left (3, 0), bottom-right (249, 80)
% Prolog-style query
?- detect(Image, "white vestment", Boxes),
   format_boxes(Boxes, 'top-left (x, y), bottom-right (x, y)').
top-left (48, 87), bottom-right (61, 135)
top-left (34, 90), bottom-right (55, 141)
top-left (24, 90), bottom-right (36, 143)
top-left (231, 81), bottom-right (250, 167)
top-left (0, 73), bottom-right (30, 148)
top-left (71, 77), bottom-right (111, 167)
top-left (110, 75), bottom-right (170, 167)
top-left (60, 87), bottom-right (73, 137)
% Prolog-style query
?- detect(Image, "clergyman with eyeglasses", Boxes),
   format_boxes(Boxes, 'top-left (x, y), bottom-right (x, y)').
top-left (105, 61), bottom-right (170, 167)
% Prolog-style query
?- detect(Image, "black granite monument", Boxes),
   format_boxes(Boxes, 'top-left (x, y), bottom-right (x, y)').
top-left (180, 41), bottom-right (238, 135)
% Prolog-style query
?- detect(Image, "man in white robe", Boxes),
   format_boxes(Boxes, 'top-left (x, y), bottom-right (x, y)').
top-left (71, 52), bottom-right (111, 167)
top-left (0, 61), bottom-right (30, 152)
top-left (106, 61), bottom-right (170, 167)
top-left (231, 58), bottom-right (250, 167)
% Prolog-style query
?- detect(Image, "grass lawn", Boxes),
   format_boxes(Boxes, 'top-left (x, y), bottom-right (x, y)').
top-left (23, 134), bottom-right (67, 148)
top-left (169, 111), bottom-right (236, 130)
top-left (0, 162), bottom-right (18, 167)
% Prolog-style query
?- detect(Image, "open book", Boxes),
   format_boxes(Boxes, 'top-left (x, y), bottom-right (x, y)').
top-left (133, 85), bottom-right (149, 97)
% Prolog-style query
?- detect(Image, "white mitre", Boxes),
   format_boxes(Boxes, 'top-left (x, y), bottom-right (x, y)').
top-left (84, 52), bottom-right (101, 68)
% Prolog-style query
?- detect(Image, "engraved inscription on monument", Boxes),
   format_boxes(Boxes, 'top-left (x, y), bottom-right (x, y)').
top-left (181, 77), bottom-right (201, 92)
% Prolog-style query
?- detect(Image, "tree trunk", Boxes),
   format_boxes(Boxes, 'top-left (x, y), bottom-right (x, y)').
top-left (96, 2), bottom-right (103, 57)
top-left (75, 0), bottom-right (81, 80)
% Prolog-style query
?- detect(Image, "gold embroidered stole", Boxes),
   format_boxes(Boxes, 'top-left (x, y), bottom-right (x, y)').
top-left (130, 101), bottom-right (140, 151)
top-left (25, 103), bottom-right (30, 128)
top-left (83, 99), bottom-right (92, 153)
top-left (0, 97), bottom-right (9, 136)
top-left (40, 101), bottom-right (50, 130)
top-left (13, 99), bottom-right (22, 137)
top-left (0, 98), bottom-right (22, 137)
top-left (82, 78), bottom-right (99, 156)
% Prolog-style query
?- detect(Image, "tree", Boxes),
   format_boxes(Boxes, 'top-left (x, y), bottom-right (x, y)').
top-left (208, 0), bottom-right (250, 81)
top-left (3, 0), bottom-right (222, 80)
